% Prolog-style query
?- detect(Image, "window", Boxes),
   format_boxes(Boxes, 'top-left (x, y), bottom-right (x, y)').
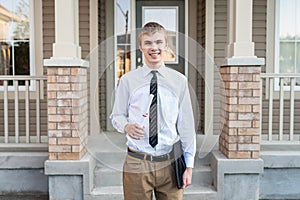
top-left (0, 0), bottom-right (31, 85)
top-left (275, 0), bottom-right (300, 86)
top-left (115, 0), bottom-right (131, 82)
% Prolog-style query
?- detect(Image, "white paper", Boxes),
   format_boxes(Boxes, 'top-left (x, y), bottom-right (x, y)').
top-left (140, 94), bottom-right (154, 125)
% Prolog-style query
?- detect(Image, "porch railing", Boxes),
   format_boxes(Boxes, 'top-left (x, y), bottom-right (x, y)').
top-left (0, 76), bottom-right (47, 149)
top-left (260, 73), bottom-right (300, 143)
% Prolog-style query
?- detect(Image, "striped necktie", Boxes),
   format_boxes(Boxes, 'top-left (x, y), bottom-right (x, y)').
top-left (149, 71), bottom-right (158, 147)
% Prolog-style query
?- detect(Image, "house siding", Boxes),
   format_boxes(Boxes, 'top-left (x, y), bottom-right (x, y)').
top-left (42, 0), bottom-right (55, 60)
top-left (197, 0), bottom-right (205, 133)
top-left (213, 0), bottom-right (225, 135)
top-left (0, 101), bottom-right (48, 137)
top-left (79, 0), bottom-right (91, 135)
top-left (98, 0), bottom-right (107, 130)
top-left (214, 0), bottom-right (226, 61)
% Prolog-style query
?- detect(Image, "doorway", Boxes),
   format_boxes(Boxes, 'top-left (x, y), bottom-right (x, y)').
top-left (136, 0), bottom-right (185, 74)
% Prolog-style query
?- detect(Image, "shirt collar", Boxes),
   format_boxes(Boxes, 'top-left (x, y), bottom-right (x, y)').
top-left (142, 63), bottom-right (167, 78)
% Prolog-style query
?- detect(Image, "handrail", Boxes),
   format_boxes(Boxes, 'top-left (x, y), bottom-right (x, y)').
top-left (0, 75), bottom-right (47, 80)
top-left (261, 73), bottom-right (300, 78)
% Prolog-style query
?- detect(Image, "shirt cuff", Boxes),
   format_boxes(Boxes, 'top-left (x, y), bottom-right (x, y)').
top-left (184, 154), bottom-right (195, 168)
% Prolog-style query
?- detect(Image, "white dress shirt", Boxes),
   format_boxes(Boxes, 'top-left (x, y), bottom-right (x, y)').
top-left (110, 64), bottom-right (196, 168)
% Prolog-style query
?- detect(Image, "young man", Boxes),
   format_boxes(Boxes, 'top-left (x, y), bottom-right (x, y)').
top-left (110, 22), bottom-right (196, 200)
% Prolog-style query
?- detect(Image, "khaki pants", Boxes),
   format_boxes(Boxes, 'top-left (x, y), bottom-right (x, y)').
top-left (123, 154), bottom-right (183, 200)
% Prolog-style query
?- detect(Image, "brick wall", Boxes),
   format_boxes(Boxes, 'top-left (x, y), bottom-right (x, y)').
top-left (47, 66), bottom-right (88, 160)
top-left (219, 66), bottom-right (261, 159)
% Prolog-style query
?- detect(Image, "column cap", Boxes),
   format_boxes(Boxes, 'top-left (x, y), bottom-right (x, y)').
top-left (220, 57), bottom-right (265, 67)
top-left (44, 57), bottom-right (89, 68)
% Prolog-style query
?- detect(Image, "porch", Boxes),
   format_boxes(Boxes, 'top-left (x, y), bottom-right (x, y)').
top-left (1, 73), bottom-right (300, 150)
top-left (0, 73), bottom-right (300, 199)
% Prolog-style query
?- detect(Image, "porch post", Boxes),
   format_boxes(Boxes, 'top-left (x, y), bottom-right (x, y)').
top-left (212, 0), bottom-right (265, 199)
top-left (43, 1), bottom-right (94, 199)
top-left (226, 0), bottom-right (255, 58)
top-left (52, 0), bottom-right (81, 58)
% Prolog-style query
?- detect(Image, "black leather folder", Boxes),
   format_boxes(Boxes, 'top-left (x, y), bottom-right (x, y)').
top-left (173, 140), bottom-right (186, 189)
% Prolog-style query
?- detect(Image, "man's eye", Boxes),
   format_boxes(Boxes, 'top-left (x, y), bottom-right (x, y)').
top-left (144, 42), bottom-right (151, 45)
top-left (157, 41), bottom-right (163, 44)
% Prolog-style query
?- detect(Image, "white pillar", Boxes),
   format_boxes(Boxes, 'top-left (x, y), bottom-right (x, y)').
top-left (52, 0), bottom-right (81, 58)
top-left (226, 0), bottom-right (255, 58)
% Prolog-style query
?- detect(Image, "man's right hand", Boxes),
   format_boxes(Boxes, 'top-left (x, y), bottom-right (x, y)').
top-left (124, 124), bottom-right (145, 140)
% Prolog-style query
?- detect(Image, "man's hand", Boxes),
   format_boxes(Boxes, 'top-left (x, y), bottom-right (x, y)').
top-left (182, 167), bottom-right (193, 189)
top-left (124, 124), bottom-right (145, 140)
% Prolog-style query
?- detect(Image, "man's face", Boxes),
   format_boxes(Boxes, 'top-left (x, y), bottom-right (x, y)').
top-left (139, 31), bottom-right (167, 69)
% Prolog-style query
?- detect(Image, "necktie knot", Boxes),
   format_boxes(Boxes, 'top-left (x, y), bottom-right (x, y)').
top-left (151, 70), bottom-right (157, 79)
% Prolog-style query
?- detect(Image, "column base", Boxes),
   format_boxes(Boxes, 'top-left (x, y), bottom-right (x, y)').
top-left (211, 151), bottom-right (264, 200)
top-left (45, 153), bottom-right (95, 200)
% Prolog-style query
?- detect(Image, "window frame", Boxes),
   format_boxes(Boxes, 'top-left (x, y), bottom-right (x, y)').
top-left (266, 0), bottom-right (300, 99)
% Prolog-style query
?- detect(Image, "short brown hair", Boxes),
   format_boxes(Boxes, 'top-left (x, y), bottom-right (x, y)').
top-left (138, 22), bottom-right (168, 45)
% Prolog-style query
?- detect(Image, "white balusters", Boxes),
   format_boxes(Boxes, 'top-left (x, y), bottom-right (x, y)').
top-left (0, 76), bottom-right (46, 145)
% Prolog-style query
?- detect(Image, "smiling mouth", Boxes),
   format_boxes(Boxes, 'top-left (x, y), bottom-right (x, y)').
top-left (149, 52), bottom-right (160, 56)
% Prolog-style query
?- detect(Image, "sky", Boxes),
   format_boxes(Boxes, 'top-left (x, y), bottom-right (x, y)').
top-left (0, 0), bottom-right (22, 12)
top-left (116, 0), bottom-right (131, 35)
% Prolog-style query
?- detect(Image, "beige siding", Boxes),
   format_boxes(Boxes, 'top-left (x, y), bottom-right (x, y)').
top-left (0, 100), bottom-right (47, 137)
top-left (197, 0), bottom-right (205, 133)
top-left (214, 0), bottom-right (226, 61)
top-left (79, 0), bottom-right (90, 134)
top-left (79, 0), bottom-right (90, 59)
top-left (43, 0), bottom-right (55, 60)
top-left (253, 0), bottom-right (267, 67)
top-left (213, 0), bottom-right (225, 135)
top-left (99, 0), bottom-right (107, 130)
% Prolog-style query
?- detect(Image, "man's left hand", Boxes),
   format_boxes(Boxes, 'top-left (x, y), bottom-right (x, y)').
top-left (182, 167), bottom-right (193, 189)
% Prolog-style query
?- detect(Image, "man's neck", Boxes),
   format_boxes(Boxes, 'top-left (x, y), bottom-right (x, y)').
top-left (145, 62), bottom-right (164, 70)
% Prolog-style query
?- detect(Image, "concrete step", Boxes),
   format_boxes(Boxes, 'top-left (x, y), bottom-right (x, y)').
top-left (86, 185), bottom-right (217, 200)
top-left (89, 133), bottom-right (216, 198)
top-left (94, 162), bottom-right (213, 187)
top-left (93, 150), bottom-right (214, 187)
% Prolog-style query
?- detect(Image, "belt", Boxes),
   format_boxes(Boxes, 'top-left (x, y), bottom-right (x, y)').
top-left (128, 148), bottom-right (173, 162)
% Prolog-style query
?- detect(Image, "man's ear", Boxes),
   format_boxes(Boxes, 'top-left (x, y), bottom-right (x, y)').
top-left (139, 45), bottom-right (142, 52)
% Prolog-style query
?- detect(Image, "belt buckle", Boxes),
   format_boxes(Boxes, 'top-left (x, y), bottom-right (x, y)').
top-left (150, 155), bottom-right (153, 162)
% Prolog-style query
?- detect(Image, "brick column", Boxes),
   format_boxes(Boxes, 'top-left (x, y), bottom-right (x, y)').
top-left (47, 66), bottom-right (88, 160)
top-left (219, 66), bottom-right (261, 159)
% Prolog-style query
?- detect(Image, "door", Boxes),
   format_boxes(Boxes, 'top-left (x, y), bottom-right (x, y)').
top-left (136, 0), bottom-right (185, 74)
